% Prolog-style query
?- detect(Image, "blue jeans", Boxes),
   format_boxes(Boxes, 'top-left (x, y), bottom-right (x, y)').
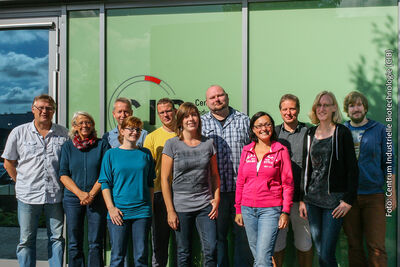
top-left (17, 200), bottom-right (64, 267)
top-left (217, 192), bottom-right (253, 267)
top-left (107, 217), bottom-right (151, 267)
top-left (306, 203), bottom-right (343, 267)
top-left (175, 205), bottom-right (217, 267)
top-left (63, 195), bottom-right (106, 267)
top-left (241, 206), bottom-right (281, 267)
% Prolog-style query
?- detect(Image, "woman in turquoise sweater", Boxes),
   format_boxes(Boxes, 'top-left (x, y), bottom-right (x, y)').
top-left (99, 116), bottom-right (154, 267)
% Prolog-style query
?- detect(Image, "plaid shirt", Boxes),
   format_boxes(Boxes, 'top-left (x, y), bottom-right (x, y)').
top-left (201, 107), bottom-right (250, 192)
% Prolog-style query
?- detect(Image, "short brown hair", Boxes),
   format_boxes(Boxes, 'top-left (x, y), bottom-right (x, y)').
top-left (32, 94), bottom-right (56, 109)
top-left (157, 98), bottom-right (175, 109)
top-left (279, 94), bottom-right (300, 111)
top-left (175, 102), bottom-right (202, 139)
top-left (118, 116), bottom-right (143, 144)
top-left (343, 91), bottom-right (368, 114)
top-left (309, 91), bottom-right (342, 124)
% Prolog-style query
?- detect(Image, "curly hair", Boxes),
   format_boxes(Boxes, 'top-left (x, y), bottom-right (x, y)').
top-left (69, 111), bottom-right (97, 139)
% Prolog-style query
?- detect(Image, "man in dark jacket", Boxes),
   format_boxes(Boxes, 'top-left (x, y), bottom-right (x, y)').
top-left (343, 91), bottom-right (396, 267)
top-left (273, 94), bottom-right (313, 267)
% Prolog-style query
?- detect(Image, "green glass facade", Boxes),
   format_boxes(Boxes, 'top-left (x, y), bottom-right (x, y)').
top-left (106, 5), bottom-right (242, 131)
top-left (68, 10), bottom-right (100, 126)
top-left (0, 0), bottom-right (397, 265)
top-left (249, 3), bottom-right (397, 265)
top-left (53, 1), bottom-right (400, 266)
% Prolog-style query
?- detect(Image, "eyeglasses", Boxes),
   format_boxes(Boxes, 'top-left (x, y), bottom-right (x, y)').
top-left (316, 103), bottom-right (333, 109)
top-left (33, 105), bottom-right (55, 112)
top-left (76, 121), bottom-right (92, 126)
top-left (158, 109), bottom-right (174, 116)
top-left (253, 123), bottom-right (272, 129)
top-left (124, 127), bottom-right (142, 133)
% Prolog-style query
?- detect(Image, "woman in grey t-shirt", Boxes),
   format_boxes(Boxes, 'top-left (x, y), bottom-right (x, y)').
top-left (161, 102), bottom-right (220, 267)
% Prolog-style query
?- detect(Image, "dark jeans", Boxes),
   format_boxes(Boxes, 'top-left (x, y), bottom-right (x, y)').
top-left (175, 205), bottom-right (217, 267)
top-left (343, 193), bottom-right (387, 267)
top-left (107, 217), bottom-right (151, 267)
top-left (217, 192), bottom-right (253, 267)
top-left (306, 203), bottom-right (343, 267)
top-left (152, 192), bottom-right (176, 267)
top-left (63, 195), bottom-right (106, 267)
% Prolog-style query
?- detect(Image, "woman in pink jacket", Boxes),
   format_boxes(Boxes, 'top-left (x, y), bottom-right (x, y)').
top-left (235, 111), bottom-right (294, 267)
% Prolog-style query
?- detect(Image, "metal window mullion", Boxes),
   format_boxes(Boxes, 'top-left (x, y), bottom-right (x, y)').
top-left (0, 9), bottom-right (61, 17)
top-left (104, 0), bottom-right (241, 9)
top-left (242, 0), bottom-right (248, 115)
top-left (59, 5), bottom-right (67, 127)
top-left (0, 21), bottom-right (54, 29)
top-left (66, 4), bottom-right (105, 11)
top-left (100, 4), bottom-right (106, 136)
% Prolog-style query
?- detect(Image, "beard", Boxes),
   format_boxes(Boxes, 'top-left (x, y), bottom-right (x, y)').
top-left (210, 103), bottom-right (228, 113)
top-left (350, 113), bottom-right (366, 124)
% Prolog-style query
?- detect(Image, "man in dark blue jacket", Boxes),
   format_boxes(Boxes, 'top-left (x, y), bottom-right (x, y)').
top-left (343, 91), bottom-right (396, 267)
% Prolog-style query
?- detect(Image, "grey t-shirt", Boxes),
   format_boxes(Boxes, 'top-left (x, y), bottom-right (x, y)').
top-left (304, 136), bottom-right (343, 209)
top-left (163, 136), bottom-right (216, 212)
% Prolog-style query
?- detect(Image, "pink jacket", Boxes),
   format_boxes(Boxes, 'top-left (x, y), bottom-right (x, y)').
top-left (235, 141), bottom-right (294, 214)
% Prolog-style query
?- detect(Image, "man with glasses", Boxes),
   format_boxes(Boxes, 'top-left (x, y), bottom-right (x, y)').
top-left (2, 94), bottom-right (69, 267)
top-left (201, 85), bottom-right (253, 267)
top-left (144, 98), bottom-right (177, 267)
top-left (103, 97), bottom-right (148, 148)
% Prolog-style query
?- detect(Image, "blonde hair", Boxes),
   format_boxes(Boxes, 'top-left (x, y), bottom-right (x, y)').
top-left (69, 111), bottom-right (97, 139)
top-left (309, 91), bottom-right (342, 124)
top-left (118, 116), bottom-right (143, 144)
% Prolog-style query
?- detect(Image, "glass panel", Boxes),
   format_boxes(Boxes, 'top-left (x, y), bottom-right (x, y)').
top-left (0, 29), bottom-right (48, 196)
top-left (106, 5), bottom-right (241, 132)
top-left (68, 10), bottom-right (100, 126)
top-left (0, 29), bottom-right (49, 259)
top-left (105, 6), bottom-right (241, 265)
top-left (249, 1), bottom-right (397, 266)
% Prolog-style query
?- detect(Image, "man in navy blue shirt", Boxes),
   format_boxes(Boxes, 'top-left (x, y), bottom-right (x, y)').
top-left (343, 91), bottom-right (396, 267)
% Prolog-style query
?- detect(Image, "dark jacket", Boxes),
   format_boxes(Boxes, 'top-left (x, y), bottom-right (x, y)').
top-left (301, 123), bottom-right (359, 205)
top-left (59, 138), bottom-right (110, 199)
